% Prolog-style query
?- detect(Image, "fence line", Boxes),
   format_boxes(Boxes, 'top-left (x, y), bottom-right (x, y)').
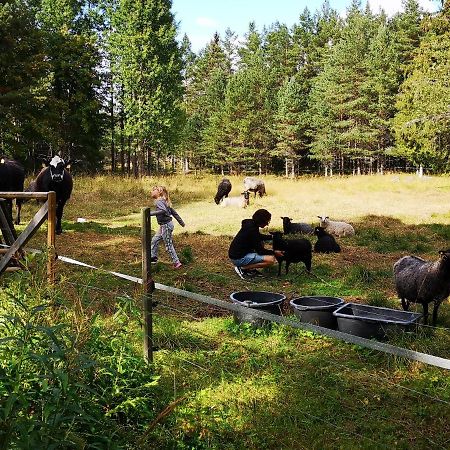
top-left (2, 245), bottom-right (449, 370)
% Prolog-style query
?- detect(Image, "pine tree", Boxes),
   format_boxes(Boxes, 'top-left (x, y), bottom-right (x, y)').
top-left (182, 32), bottom-right (231, 170)
top-left (219, 23), bottom-right (276, 172)
top-left (309, 3), bottom-right (379, 174)
top-left (272, 76), bottom-right (310, 176)
top-left (393, 6), bottom-right (450, 171)
top-left (365, 21), bottom-right (400, 171)
top-left (110, 0), bottom-right (183, 175)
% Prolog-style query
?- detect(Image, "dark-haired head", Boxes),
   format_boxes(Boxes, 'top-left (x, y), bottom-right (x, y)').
top-left (252, 209), bottom-right (271, 227)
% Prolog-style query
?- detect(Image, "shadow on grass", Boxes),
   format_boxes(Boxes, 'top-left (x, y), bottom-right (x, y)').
top-left (149, 314), bottom-right (450, 450)
top-left (354, 215), bottom-right (450, 254)
top-left (63, 220), bottom-right (140, 235)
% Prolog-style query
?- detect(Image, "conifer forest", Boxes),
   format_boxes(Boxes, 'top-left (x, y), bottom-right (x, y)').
top-left (1, 0), bottom-right (449, 176)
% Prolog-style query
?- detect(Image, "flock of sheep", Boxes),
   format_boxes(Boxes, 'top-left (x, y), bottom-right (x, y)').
top-left (214, 177), bottom-right (450, 325)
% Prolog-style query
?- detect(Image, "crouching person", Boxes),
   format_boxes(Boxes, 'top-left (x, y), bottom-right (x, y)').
top-left (228, 208), bottom-right (283, 280)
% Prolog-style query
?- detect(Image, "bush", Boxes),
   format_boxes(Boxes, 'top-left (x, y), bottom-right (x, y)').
top-left (0, 281), bottom-right (160, 448)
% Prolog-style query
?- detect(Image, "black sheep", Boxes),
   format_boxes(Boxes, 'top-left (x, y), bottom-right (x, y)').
top-left (314, 226), bottom-right (341, 253)
top-left (393, 249), bottom-right (450, 325)
top-left (271, 231), bottom-right (312, 275)
top-left (0, 157), bottom-right (25, 224)
top-left (214, 178), bottom-right (232, 204)
top-left (281, 216), bottom-right (314, 235)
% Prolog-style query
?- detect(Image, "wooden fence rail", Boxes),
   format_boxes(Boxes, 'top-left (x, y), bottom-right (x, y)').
top-left (0, 191), bottom-right (56, 283)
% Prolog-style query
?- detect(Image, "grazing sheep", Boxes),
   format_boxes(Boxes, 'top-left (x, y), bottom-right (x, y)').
top-left (271, 231), bottom-right (312, 276)
top-left (243, 176), bottom-right (266, 197)
top-left (313, 226), bottom-right (341, 253)
top-left (221, 191), bottom-right (250, 208)
top-left (317, 215), bottom-right (355, 237)
top-left (214, 178), bottom-right (232, 204)
top-left (281, 216), bottom-right (314, 235)
top-left (393, 249), bottom-right (450, 325)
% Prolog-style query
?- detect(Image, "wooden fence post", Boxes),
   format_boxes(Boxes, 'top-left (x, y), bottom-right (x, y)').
top-left (47, 191), bottom-right (56, 284)
top-left (142, 207), bottom-right (154, 363)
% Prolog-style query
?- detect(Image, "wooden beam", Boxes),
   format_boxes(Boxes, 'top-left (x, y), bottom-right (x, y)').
top-left (47, 191), bottom-right (56, 284)
top-left (0, 192), bottom-right (49, 200)
top-left (0, 200), bottom-right (17, 245)
top-left (142, 207), bottom-right (154, 363)
top-left (0, 201), bottom-right (49, 275)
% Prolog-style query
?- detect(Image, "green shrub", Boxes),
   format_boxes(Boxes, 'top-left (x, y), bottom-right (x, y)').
top-left (0, 281), bottom-right (160, 448)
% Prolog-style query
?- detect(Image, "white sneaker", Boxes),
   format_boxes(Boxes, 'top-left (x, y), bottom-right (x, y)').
top-left (234, 266), bottom-right (246, 279)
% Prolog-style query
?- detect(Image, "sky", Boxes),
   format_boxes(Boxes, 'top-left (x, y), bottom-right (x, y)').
top-left (171, 0), bottom-right (440, 53)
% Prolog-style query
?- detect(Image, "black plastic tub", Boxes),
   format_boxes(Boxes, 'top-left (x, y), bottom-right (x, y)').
top-left (230, 291), bottom-right (286, 326)
top-left (333, 303), bottom-right (422, 339)
top-left (290, 296), bottom-right (345, 329)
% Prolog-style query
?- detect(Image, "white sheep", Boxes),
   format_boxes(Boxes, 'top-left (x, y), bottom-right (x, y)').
top-left (221, 191), bottom-right (250, 208)
top-left (317, 215), bottom-right (355, 237)
top-left (243, 177), bottom-right (266, 197)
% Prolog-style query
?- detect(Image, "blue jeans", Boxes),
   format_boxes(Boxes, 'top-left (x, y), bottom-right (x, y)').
top-left (230, 252), bottom-right (265, 267)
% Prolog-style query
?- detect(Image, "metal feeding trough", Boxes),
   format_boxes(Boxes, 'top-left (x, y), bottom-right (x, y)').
top-left (290, 296), bottom-right (345, 329)
top-left (230, 291), bottom-right (286, 326)
top-left (333, 303), bottom-right (422, 340)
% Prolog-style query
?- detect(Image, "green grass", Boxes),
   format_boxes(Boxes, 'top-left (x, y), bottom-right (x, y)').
top-left (2, 173), bottom-right (450, 449)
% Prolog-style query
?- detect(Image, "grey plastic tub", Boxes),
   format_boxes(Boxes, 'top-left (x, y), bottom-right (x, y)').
top-left (230, 291), bottom-right (286, 326)
top-left (290, 296), bottom-right (345, 329)
top-left (333, 303), bottom-right (422, 339)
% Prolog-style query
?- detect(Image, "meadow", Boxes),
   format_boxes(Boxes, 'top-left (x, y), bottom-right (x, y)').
top-left (1, 173), bottom-right (450, 449)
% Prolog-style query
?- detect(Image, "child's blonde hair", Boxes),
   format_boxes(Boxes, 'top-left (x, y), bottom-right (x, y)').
top-left (152, 185), bottom-right (171, 205)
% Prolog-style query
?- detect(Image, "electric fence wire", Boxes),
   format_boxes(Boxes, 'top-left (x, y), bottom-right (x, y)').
top-left (149, 300), bottom-right (449, 447)
top-left (3, 243), bottom-right (450, 333)
top-left (3, 243), bottom-right (449, 368)
top-left (153, 300), bottom-right (450, 406)
top-left (29, 278), bottom-right (449, 445)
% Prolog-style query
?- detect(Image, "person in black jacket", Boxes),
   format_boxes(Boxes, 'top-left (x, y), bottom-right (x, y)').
top-left (228, 209), bottom-right (283, 279)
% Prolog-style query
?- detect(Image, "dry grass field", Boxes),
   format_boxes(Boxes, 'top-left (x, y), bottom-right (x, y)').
top-left (4, 172), bottom-right (449, 449)
top-left (16, 172), bottom-right (450, 326)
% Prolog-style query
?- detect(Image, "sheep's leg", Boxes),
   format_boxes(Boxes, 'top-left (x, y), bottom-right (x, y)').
top-left (422, 302), bottom-right (429, 325)
top-left (285, 262), bottom-right (290, 275)
top-left (15, 199), bottom-right (22, 225)
top-left (305, 258), bottom-right (312, 272)
top-left (432, 301), bottom-right (440, 326)
top-left (401, 298), bottom-right (409, 311)
top-left (277, 262), bottom-right (282, 276)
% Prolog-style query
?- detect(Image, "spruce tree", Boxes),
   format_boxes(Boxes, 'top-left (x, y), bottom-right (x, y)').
top-left (0, 0), bottom-right (49, 161)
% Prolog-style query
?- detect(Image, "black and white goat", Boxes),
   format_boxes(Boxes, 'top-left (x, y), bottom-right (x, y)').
top-left (271, 231), bottom-right (312, 276)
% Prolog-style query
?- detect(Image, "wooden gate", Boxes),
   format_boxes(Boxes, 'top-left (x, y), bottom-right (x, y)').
top-left (0, 191), bottom-right (56, 283)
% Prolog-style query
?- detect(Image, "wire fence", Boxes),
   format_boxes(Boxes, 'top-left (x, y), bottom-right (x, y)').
top-left (4, 255), bottom-right (449, 447)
